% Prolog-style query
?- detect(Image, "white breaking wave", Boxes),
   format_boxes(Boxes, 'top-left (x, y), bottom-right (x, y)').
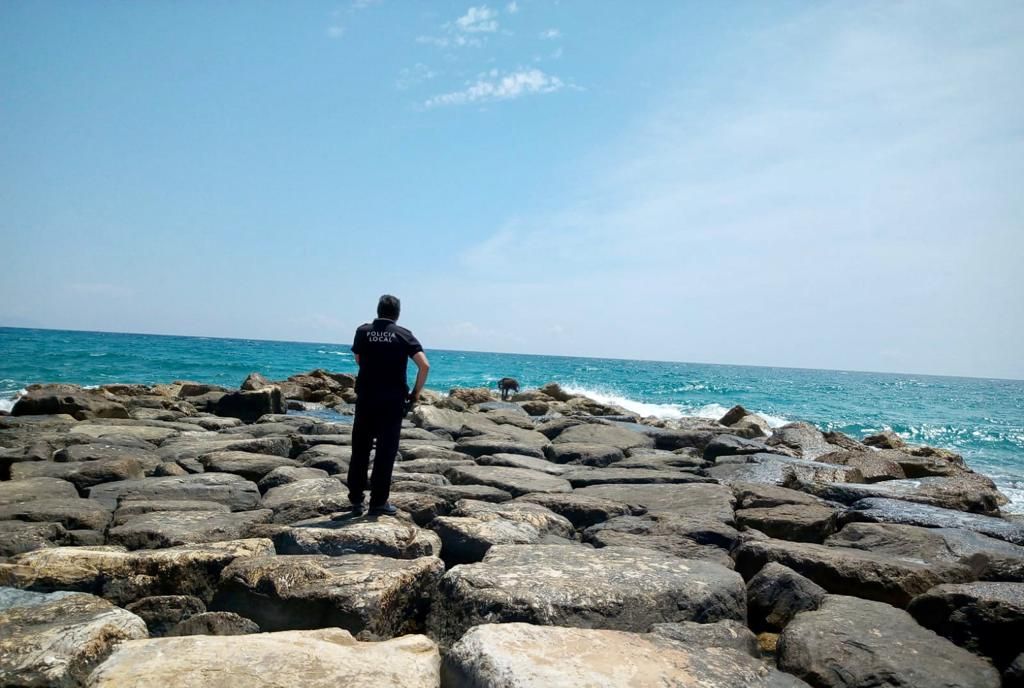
top-left (561, 385), bottom-right (788, 427)
top-left (0, 388), bottom-right (27, 414)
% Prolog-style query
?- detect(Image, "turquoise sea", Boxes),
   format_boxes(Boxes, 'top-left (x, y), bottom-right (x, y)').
top-left (2, 326), bottom-right (1022, 512)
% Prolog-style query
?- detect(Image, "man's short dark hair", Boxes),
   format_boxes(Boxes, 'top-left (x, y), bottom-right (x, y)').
top-left (377, 294), bottom-right (401, 319)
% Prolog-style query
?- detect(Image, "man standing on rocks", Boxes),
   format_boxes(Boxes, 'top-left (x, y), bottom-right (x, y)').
top-left (346, 294), bottom-right (430, 516)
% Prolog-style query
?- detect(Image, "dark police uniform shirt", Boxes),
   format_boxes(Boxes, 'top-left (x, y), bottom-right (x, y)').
top-left (351, 318), bottom-right (423, 404)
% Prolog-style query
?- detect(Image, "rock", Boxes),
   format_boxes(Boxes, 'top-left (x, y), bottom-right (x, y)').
top-left (12, 384), bottom-right (130, 420)
top-left (734, 504), bottom-right (838, 543)
top-left (208, 388), bottom-right (284, 423)
top-left (0, 476), bottom-right (79, 505)
top-left (797, 475), bottom-right (1007, 514)
top-left (152, 462), bottom-right (188, 477)
top-left (563, 467), bottom-right (713, 487)
top-left (124, 595), bottom-right (206, 636)
top-left (412, 406), bottom-right (547, 446)
top-left (70, 422), bottom-right (180, 444)
top-left (211, 554), bottom-right (443, 638)
top-left (863, 430), bottom-right (906, 449)
top-left (445, 465), bottom-right (571, 497)
top-left (166, 611), bottom-right (260, 636)
top-left (449, 387), bottom-right (493, 405)
top-left (0, 497), bottom-right (112, 531)
top-left (821, 431), bottom-right (869, 452)
top-left (0, 539), bottom-right (273, 605)
top-left (452, 499), bottom-right (574, 536)
top-left (552, 422), bottom-right (655, 451)
top-left (272, 515), bottom-right (441, 558)
top-left (390, 481), bottom-right (513, 505)
top-left (733, 482), bottom-right (828, 509)
top-left (298, 444), bottom-right (354, 474)
top-left (480, 408), bottom-right (536, 430)
top-left (87, 629), bottom-right (438, 688)
top-left (240, 372), bottom-right (270, 391)
top-left (765, 422), bottom-right (846, 460)
top-left (583, 513), bottom-right (739, 566)
top-left (0, 588), bottom-right (148, 688)
top-left (538, 382), bottom-right (573, 401)
top-left (198, 451), bottom-right (300, 481)
top-left (841, 498), bottom-right (1024, 544)
top-left (719, 405), bottom-right (752, 427)
top-left (429, 516), bottom-right (548, 565)
top-left (257, 465), bottom-right (330, 492)
top-left (443, 622), bottom-right (807, 687)
top-left (388, 492), bottom-right (451, 525)
top-left (454, 437), bottom-right (545, 459)
top-left (474, 452), bottom-right (572, 475)
top-left (575, 483), bottom-right (736, 521)
top-left (112, 500), bottom-right (230, 524)
top-left (520, 400), bottom-right (549, 416)
top-left (0, 521), bottom-right (67, 556)
top-left (704, 435), bottom-right (776, 461)
top-left (649, 619), bottom-right (761, 657)
top-left (908, 582), bottom-right (1024, 669)
top-left (89, 473), bottom-right (261, 512)
top-left (708, 453), bottom-right (865, 487)
top-left (733, 538), bottom-right (973, 607)
top-left (826, 522), bottom-right (1024, 582)
top-left (260, 478), bottom-right (350, 524)
top-left (514, 492), bottom-right (638, 529)
top-left (428, 544), bottom-right (745, 645)
top-left (746, 562), bottom-right (826, 632)
top-left (778, 594), bottom-right (1001, 688)
top-left (12, 457), bottom-right (146, 494)
top-left (108, 509), bottom-right (273, 549)
top-left (815, 449), bottom-right (906, 482)
top-left (542, 442), bottom-right (625, 467)
top-left (54, 442), bottom-right (159, 464)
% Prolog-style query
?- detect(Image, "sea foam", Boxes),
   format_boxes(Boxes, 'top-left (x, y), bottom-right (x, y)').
top-left (562, 385), bottom-right (788, 427)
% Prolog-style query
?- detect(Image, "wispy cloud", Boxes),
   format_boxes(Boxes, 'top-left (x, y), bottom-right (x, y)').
top-left (425, 68), bottom-right (563, 107)
top-left (351, 0), bottom-right (381, 8)
top-left (456, 6), bottom-right (499, 33)
top-left (506, 1), bottom-right (519, 14)
top-left (396, 63), bottom-right (439, 90)
top-left (539, 28), bottom-right (561, 40)
top-left (326, 24), bottom-right (345, 39)
top-left (418, 4), bottom-right (502, 49)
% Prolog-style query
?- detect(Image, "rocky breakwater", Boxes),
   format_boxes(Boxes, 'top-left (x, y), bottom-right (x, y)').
top-left (0, 375), bottom-right (1020, 687)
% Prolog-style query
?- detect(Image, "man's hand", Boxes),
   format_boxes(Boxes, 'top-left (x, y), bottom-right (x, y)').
top-left (404, 392), bottom-right (417, 415)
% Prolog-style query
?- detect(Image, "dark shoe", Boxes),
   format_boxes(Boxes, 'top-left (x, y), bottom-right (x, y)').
top-left (349, 502), bottom-right (365, 516)
top-left (369, 502), bottom-right (397, 516)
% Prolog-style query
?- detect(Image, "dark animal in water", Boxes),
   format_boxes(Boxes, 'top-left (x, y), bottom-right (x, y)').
top-left (497, 377), bottom-right (520, 401)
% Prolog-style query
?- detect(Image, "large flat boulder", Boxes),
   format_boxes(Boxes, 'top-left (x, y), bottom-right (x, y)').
top-left (778, 594), bottom-right (1000, 687)
top-left (563, 467), bottom-right (713, 487)
top-left (389, 481), bottom-right (513, 505)
top-left (0, 521), bottom-right (68, 557)
top-left (124, 595), bottom-right (206, 637)
top-left (259, 477), bottom-right (350, 523)
top-left (574, 482), bottom-right (735, 521)
top-left (11, 457), bottom-right (146, 493)
top-left (765, 422), bottom-right (841, 460)
top-left (157, 436), bottom-right (292, 462)
top-left (12, 385), bottom-right (130, 421)
top-left (89, 473), bottom-right (260, 512)
top-left (474, 452), bottom-right (574, 475)
top-left (211, 554), bottom-right (443, 639)
top-left (107, 509), bottom-right (274, 549)
top-left (542, 442), bottom-right (625, 467)
top-left (0, 497), bottom-right (112, 531)
top-left (0, 476), bottom-right (79, 505)
top-left (800, 475), bottom-right (1008, 515)
top-left (412, 406), bottom-right (547, 446)
top-left (746, 562), bottom-right (826, 632)
top-left (454, 437), bottom-right (545, 459)
top-left (0, 539), bottom-right (273, 605)
top-left (514, 492), bottom-right (638, 529)
top-left (86, 629), bottom-right (440, 688)
top-left (734, 538), bottom-right (974, 607)
top-left (272, 515), bottom-right (442, 558)
top-left (552, 423), bottom-right (655, 451)
top-left (445, 465), bottom-right (571, 497)
top-left (908, 582), bottom-right (1024, 670)
top-left (443, 623), bottom-right (810, 687)
top-left (707, 453), bottom-right (864, 486)
top-left (429, 544), bottom-right (745, 644)
top-left (734, 503), bottom-right (838, 543)
top-left (583, 513), bottom-right (739, 566)
top-left (0, 588), bottom-right (148, 688)
top-left (841, 498), bottom-right (1024, 545)
top-left (198, 451), bottom-right (300, 481)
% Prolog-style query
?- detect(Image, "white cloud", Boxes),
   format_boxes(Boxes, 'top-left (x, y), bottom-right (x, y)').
top-left (456, 6), bottom-right (499, 33)
top-left (539, 28), bottom-right (561, 40)
top-left (506, 1), bottom-right (519, 14)
top-left (326, 24), bottom-right (345, 39)
top-left (425, 68), bottom-right (564, 107)
top-left (396, 63), bottom-right (439, 90)
top-left (351, 0), bottom-right (381, 8)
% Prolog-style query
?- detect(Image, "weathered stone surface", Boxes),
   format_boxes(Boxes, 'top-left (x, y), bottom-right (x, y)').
top-left (298, 444), bottom-right (354, 474)
top-left (166, 611), bottom-right (260, 636)
top-left (649, 619), bottom-right (760, 657)
top-left (708, 453), bottom-right (864, 487)
top-left (514, 492), bottom-right (638, 529)
top-left (0, 588), bottom-right (148, 688)
top-left (429, 544), bottom-right (745, 644)
top-left (1006, 653), bottom-right (1024, 688)
top-left (390, 481), bottom-right (513, 504)
top-left (704, 435), bottom-right (776, 461)
top-left (12, 385), bottom-right (131, 421)
top-left (733, 482), bottom-right (828, 510)
top-left (412, 406), bottom-right (547, 445)
top-left (474, 452), bottom-right (573, 475)
top-left (800, 475), bottom-right (1006, 514)
top-left (54, 442), bottom-right (159, 464)
top-left (388, 492), bottom-right (452, 526)
top-left (0, 539), bottom-right (273, 605)
top-left (257, 465), bottom-right (330, 492)
top-left (908, 582), bottom-right (1024, 669)
top-left (583, 513), bottom-right (739, 566)
top-left (451, 499), bottom-right (575, 537)
top-left (108, 509), bottom-right (273, 549)
top-left (260, 478), bottom-right (349, 523)
top-left (863, 430), bottom-right (906, 449)
top-left (0, 520), bottom-right (67, 556)
top-left (11, 457), bottom-right (146, 493)
top-left (198, 450), bottom-right (300, 481)
top-left (443, 623), bottom-right (808, 688)
top-left (765, 422), bottom-right (840, 460)
top-left (841, 498), bottom-right (1024, 544)
top-left (454, 437), bottom-right (545, 459)
top-left (575, 483), bottom-right (736, 521)
top-left (778, 594), bottom-right (1001, 688)
top-left (89, 473), bottom-right (260, 512)
top-left (112, 500), bottom-right (230, 525)
top-left (542, 442), bottom-right (625, 467)
top-left (212, 554), bottom-right (443, 639)
top-left (746, 562), bottom-right (826, 632)
top-left (563, 467), bottom-right (712, 487)
top-left (827, 522), bottom-right (1024, 582)
top-left (272, 515), bottom-right (441, 559)
top-left (735, 504), bottom-right (838, 543)
top-left (429, 516), bottom-right (548, 565)
top-left (734, 538), bottom-right (973, 607)
top-left (70, 422), bottom-right (180, 444)
top-left (0, 497), bottom-right (112, 531)
top-left (86, 629), bottom-right (440, 688)
top-left (157, 435), bottom-right (292, 462)
top-left (446, 465), bottom-right (571, 497)
top-left (0, 476), bottom-right (79, 505)
top-left (210, 388), bottom-right (285, 423)
top-left (552, 423), bottom-right (655, 451)
top-left (124, 595), bottom-right (206, 636)
top-left (816, 449), bottom-right (906, 482)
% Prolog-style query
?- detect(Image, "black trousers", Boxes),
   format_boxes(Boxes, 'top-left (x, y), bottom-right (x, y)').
top-left (346, 397), bottom-right (404, 507)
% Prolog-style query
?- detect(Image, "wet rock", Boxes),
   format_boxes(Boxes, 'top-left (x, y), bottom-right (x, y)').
top-left (841, 498), bottom-right (1024, 544)
top-left (272, 514), bottom-right (441, 558)
top-left (0, 497), bottom-right (112, 531)
top-left (165, 611), bottom-right (259, 636)
top-left (826, 522), bottom-right (1024, 582)
top-left (734, 538), bottom-right (973, 607)
top-left (443, 623), bottom-right (808, 687)
top-left (583, 513), bottom-right (739, 567)
top-left (445, 465), bottom-right (571, 497)
top-left (734, 504), bottom-right (838, 543)
top-left (108, 509), bottom-right (273, 549)
top-left (429, 544), bottom-right (746, 645)
top-left (649, 619), bottom-right (760, 657)
top-left (89, 473), bottom-right (261, 512)
top-left (908, 582), bottom-right (1024, 669)
top-left (746, 562), bottom-right (826, 632)
top-left (778, 594), bottom-right (1000, 688)
top-left (211, 554), bottom-right (443, 638)
top-left (514, 491), bottom-right (639, 529)
top-left (257, 465), bottom-right (330, 492)
top-left (575, 482), bottom-right (736, 521)
top-left (0, 539), bottom-right (273, 605)
top-left (86, 629), bottom-right (440, 688)
top-left (198, 450), bottom-right (300, 481)
top-left (124, 595), bottom-right (206, 636)
top-left (0, 588), bottom-right (147, 688)
top-left (543, 442), bottom-right (625, 467)
top-left (0, 476), bottom-right (79, 505)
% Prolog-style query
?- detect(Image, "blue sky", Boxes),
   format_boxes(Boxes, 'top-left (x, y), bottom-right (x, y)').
top-left (2, 1), bottom-right (1022, 379)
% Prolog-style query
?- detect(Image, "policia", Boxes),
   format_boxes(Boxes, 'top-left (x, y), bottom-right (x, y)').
top-left (346, 294), bottom-right (430, 516)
